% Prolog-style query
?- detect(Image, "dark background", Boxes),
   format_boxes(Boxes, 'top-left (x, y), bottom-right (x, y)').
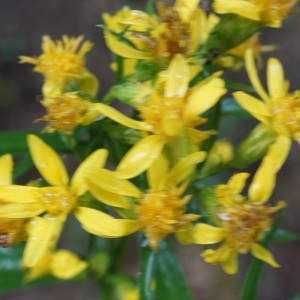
top-left (0, 0), bottom-right (300, 299)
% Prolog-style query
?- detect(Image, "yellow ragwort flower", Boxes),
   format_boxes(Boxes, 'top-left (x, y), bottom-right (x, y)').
top-left (37, 92), bottom-right (102, 134)
top-left (91, 55), bottom-right (226, 178)
top-left (193, 155), bottom-right (285, 274)
top-left (19, 35), bottom-right (99, 97)
top-left (213, 0), bottom-right (298, 27)
top-left (0, 154), bottom-right (28, 247)
top-left (103, 0), bottom-right (214, 69)
top-left (84, 151), bottom-right (206, 250)
top-left (233, 49), bottom-right (299, 170)
top-left (0, 135), bottom-right (136, 268)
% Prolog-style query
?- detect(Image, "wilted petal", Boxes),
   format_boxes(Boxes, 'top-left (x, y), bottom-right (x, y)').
top-left (75, 207), bottom-right (140, 237)
top-left (0, 154), bottom-right (13, 185)
top-left (165, 54), bottom-right (189, 98)
top-left (27, 135), bottom-right (69, 187)
top-left (233, 91), bottom-right (271, 124)
top-left (0, 203), bottom-right (44, 218)
top-left (116, 135), bottom-right (166, 179)
top-left (194, 223), bottom-right (226, 244)
top-left (50, 250), bottom-right (88, 279)
top-left (267, 58), bottom-right (285, 99)
top-left (23, 214), bottom-right (65, 268)
top-left (71, 149), bottom-right (108, 196)
top-left (251, 243), bottom-right (280, 268)
top-left (184, 78), bottom-right (226, 120)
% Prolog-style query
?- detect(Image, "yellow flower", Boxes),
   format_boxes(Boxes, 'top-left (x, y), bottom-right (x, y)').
top-left (0, 135), bottom-right (136, 268)
top-left (37, 92), bottom-right (102, 134)
top-left (26, 249), bottom-right (88, 281)
top-left (233, 49), bottom-right (298, 169)
top-left (85, 151), bottom-right (206, 250)
top-left (19, 35), bottom-right (99, 97)
top-left (193, 155), bottom-right (285, 274)
top-left (103, 0), bottom-right (211, 69)
top-left (213, 0), bottom-right (298, 27)
top-left (0, 154), bottom-right (29, 247)
top-left (92, 55), bottom-right (226, 178)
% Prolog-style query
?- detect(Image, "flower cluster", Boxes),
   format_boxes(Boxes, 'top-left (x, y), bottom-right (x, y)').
top-left (1, 0), bottom-right (299, 298)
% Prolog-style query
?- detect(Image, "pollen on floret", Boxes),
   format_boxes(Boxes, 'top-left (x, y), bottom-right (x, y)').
top-left (135, 188), bottom-right (199, 250)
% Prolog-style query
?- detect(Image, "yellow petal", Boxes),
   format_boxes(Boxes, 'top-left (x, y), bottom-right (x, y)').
top-left (0, 185), bottom-right (39, 203)
top-left (161, 110), bottom-right (182, 137)
top-left (71, 149), bottom-right (108, 196)
top-left (116, 135), bottom-right (166, 179)
top-left (0, 154), bottom-right (13, 185)
top-left (27, 135), bottom-right (69, 187)
top-left (265, 135), bottom-right (291, 173)
top-left (221, 249), bottom-right (238, 275)
top-left (167, 151), bottom-right (207, 185)
top-left (147, 152), bottom-right (169, 191)
top-left (75, 207), bottom-right (140, 237)
top-left (165, 54), bottom-right (189, 98)
top-left (86, 168), bottom-right (142, 198)
top-left (193, 223), bottom-right (226, 244)
top-left (228, 172), bottom-right (249, 195)
top-left (184, 78), bottom-right (226, 120)
top-left (213, 0), bottom-right (260, 21)
top-left (233, 91), bottom-right (271, 124)
top-left (251, 243), bottom-right (280, 268)
top-left (175, 223), bottom-right (195, 244)
top-left (105, 31), bottom-right (152, 60)
top-left (248, 155), bottom-right (275, 203)
top-left (50, 250), bottom-right (88, 279)
top-left (175, 0), bottom-right (201, 21)
top-left (93, 103), bottom-right (151, 131)
top-left (0, 203), bottom-right (44, 218)
top-left (87, 176), bottom-right (132, 209)
top-left (245, 49), bottom-right (270, 104)
top-left (23, 214), bottom-right (65, 268)
top-left (267, 58), bottom-right (285, 99)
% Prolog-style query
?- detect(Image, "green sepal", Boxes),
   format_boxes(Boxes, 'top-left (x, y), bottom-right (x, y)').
top-left (88, 251), bottom-right (111, 278)
top-left (205, 14), bottom-right (262, 54)
top-left (232, 123), bottom-right (277, 169)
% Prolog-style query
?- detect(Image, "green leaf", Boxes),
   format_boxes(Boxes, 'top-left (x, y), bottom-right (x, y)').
top-left (272, 229), bottom-right (298, 243)
top-left (206, 14), bottom-right (262, 54)
top-left (240, 208), bottom-right (285, 300)
top-left (225, 80), bottom-right (256, 93)
top-left (145, 0), bottom-right (154, 15)
top-left (138, 238), bottom-right (194, 300)
top-left (0, 131), bottom-right (69, 156)
top-left (13, 154), bottom-right (33, 181)
top-left (154, 240), bottom-right (194, 300)
top-left (139, 237), bottom-right (155, 300)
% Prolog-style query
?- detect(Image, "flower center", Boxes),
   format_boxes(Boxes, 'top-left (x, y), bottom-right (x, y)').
top-left (272, 92), bottom-right (300, 139)
top-left (39, 187), bottom-right (77, 215)
top-left (135, 189), bottom-right (199, 250)
top-left (0, 218), bottom-right (27, 248)
top-left (218, 202), bottom-right (274, 253)
top-left (38, 92), bottom-right (95, 133)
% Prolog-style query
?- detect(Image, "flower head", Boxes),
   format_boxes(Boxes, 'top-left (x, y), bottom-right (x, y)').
top-left (233, 49), bottom-right (298, 169)
top-left (213, 0), bottom-right (298, 28)
top-left (19, 36), bottom-right (98, 97)
top-left (37, 92), bottom-right (101, 134)
top-left (85, 151), bottom-right (206, 250)
top-left (194, 156), bottom-right (285, 274)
